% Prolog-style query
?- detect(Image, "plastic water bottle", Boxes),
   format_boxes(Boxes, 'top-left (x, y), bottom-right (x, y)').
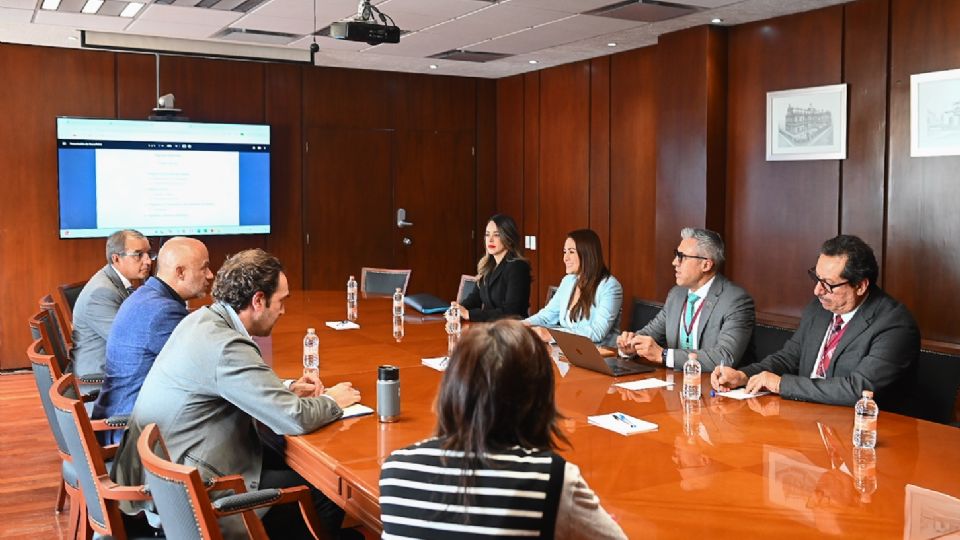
top-left (853, 390), bottom-right (878, 449)
top-left (302, 328), bottom-right (319, 377)
top-left (393, 288), bottom-right (404, 317)
top-left (853, 447), bottom-right (878, 503)
top-left (346, 275), bottom-right (358, 322)
top-left (392, 314), bottom-right (404, 342)
top-left (682, 353), bottom-right (701, 400)
top-left (445, 302), bottom-right (461, 355)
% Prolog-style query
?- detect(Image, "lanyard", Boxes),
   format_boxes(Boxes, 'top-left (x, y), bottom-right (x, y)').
top-left (681, 297), bottom-right (706, 336)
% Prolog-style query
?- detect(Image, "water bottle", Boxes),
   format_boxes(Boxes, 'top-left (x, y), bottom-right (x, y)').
top-left (377, 365), bottom-right (400, 423)
top-left (302, 328), bottom-right (319, 377)
top-left (682, 353), bottom-right (701, 400)
top-left (392, 288), bottom-right (404, 317)
top-left (346, 275), bottom-right (358, 322)
top-left (853, 390), bottom-right (878, 449)
top-left (445, 302), bottom-right (461, 355)
top-left (853, 447), bottom-right (878, 503)
top-left (392, 314), bottom-right (404, 342)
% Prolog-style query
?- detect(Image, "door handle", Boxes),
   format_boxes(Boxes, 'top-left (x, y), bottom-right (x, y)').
top-left (397, 208), bottom-right (413, 228)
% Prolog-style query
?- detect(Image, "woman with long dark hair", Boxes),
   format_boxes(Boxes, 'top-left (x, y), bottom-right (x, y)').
top-left (456, 214), bottom-right (531, 321)
top-left (524, 229), bottom-right (623, 346)
top-left (379, 320), bottom-right (625, 539)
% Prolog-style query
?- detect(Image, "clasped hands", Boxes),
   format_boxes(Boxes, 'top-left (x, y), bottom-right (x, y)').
top-left (290, 373), bottom-right (362, 408)
top-left (616, 331), bottom-right (664, 363)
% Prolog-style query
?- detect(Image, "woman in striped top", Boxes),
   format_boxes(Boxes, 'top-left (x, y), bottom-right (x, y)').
top-left (379, 319), bottom-right (626, 539)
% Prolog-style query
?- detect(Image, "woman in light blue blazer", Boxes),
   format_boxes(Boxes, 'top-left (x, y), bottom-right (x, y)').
top-left (525, 229), bottom-right (622, 347)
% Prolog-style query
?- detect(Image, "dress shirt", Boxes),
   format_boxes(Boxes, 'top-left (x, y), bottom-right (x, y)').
top-left (666, 277), bottom-right (715, 369)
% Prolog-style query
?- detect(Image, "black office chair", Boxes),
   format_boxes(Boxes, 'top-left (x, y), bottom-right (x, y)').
top-left (888, 349), bottom-right (960, 425)
top-left (457, 274), bottom-right (478, 304)
top-left (360, 267), bottom-right (411, 298)
top-left (630, 299), bottom-right (663, 332)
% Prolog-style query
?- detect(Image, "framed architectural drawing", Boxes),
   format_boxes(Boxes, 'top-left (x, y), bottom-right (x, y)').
top-left (766, 84), bottom-right (847, 161)
top-left (911, 68), bottom-right (960, 157)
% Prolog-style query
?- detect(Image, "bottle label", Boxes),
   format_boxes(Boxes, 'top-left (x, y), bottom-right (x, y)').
top-left (855, 416), bottom-right (877, 432)
top-left (683, 373), bottom-right (699, 386)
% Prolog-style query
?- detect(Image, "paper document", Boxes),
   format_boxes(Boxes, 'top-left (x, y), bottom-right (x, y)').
top-left (326, 320), bottom-right (360, 330)
top-left (614, 378), bottom-right (671, 391)
top-left (422, 357), bottom-right (449, 372)
top-left (717, 388), bottom-right (771, 400)
top-left (341, 404), bottom-right (374, 419)
top-left (588, 412), bottom-right (658, 436)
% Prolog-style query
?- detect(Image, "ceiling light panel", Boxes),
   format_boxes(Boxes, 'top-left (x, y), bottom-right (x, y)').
top-left (97, 0), bottom-right (128, 16)
top-left (33, 9), bottom-right (132, 29)
top-left (81, 0), bottom-right (104, 14)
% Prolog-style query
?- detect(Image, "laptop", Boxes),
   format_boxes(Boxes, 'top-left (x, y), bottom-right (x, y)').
top-left (550, 329), bottom-right (656, 377)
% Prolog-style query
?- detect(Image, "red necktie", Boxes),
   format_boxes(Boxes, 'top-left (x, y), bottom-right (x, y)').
top-left (816, 315), bottom-right (845, 377)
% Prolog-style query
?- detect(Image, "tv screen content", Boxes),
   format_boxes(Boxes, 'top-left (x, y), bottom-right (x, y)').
top-left (57, 117), bottom-right (270, 239)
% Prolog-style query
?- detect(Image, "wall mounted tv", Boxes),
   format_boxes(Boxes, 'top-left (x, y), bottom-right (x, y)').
top-left (57, 117), bottom-right (270, 239)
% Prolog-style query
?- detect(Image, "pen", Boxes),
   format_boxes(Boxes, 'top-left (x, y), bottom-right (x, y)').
top-left (612, 412), bottom-right (638, 429)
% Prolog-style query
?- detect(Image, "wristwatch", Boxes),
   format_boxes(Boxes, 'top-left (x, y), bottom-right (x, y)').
top-left (661, 348), bottom-right (668, 365)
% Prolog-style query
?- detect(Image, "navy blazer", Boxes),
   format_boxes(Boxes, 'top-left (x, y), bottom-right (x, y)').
top-left (742, 288), bottom-right (920, 406)
top-left (461, 256), bottom-right (531, 321)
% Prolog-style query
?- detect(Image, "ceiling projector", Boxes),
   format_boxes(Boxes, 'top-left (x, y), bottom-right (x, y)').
top-left (330, 20), bottom-right (400, 45)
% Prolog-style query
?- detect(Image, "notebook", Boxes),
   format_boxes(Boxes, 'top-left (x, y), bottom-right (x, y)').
top-left (550, 329), bottom-right (655, 377)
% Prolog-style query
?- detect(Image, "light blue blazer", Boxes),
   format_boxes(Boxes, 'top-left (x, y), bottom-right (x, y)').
top-left (525, 274), bottom-right (623, 347)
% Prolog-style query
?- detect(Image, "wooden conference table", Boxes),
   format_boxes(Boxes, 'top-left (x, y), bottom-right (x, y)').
top-left (262, 291), bottom-right (960, 538)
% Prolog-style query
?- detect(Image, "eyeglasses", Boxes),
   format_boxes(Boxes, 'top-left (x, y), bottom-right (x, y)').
top-left (119, 250), bottom-right (156, 261)
top-left (807, 267), bottom-right (849, 293)
top-left (674, 250), bottom-right (709, 263)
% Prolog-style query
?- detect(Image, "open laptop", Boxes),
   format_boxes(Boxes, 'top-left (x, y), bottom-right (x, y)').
top-left (550, 329), bottom-right (656, 377)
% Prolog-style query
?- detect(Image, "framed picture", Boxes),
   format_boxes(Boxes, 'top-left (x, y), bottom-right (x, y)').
top-left (766, 83), bottom-right (847, 161)
top-left (911, 68), bottom-right (960, 157)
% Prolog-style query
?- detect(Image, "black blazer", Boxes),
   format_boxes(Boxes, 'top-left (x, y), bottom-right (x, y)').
top-left (461, 256), bottom-right (531, 322)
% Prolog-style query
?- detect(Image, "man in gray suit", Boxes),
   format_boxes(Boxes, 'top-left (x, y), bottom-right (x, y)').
top-left (712, 235), bottom-right (919, 406)
top-left (71, 229), bottom-right (153, 379)
top-left (617, 228), bottom-right (755, 371)
top-left (112, 248), bottom-right (361, 539)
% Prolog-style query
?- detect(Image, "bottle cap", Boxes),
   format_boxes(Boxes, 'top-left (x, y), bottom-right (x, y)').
top-left (307, 327), bottom-right (315, 334)
top-left (378, 365), bottom-right (399, 381)
top-left (349, 275), bottom-right (354, 280)
top-left (862, 390), bottom-right (874, 398)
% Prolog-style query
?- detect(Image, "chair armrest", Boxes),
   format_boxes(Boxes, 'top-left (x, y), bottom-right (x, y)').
top-left (99, 478), bottom-right (151, 502)
top-left (78, 373), bottom-right (105, 384)
top-left (90, 418), bottom-right (128, 432)
top-left (212, 489), bottom-right (282, 513)
top-left (102, 444), bottom-right (119, 460)
top-left (207, 475), bottom-right (247, 493)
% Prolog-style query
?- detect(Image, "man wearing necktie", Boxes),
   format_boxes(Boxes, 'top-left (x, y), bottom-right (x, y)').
top-left (712, 235), bottom-right (920, 406)
top-left (71, 229), bottom-right (153, 380)
top-left (617, 228), bottom-right (756, 371)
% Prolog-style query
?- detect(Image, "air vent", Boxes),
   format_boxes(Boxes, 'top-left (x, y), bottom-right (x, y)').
top-left (428, 49), bottom-right (513, 63)
top-left (215, 28), bottom-right (301, 45)
top-left (159, 0), bottom-right (268, 12)
top-left (586, 0), bottom-right (699, 22)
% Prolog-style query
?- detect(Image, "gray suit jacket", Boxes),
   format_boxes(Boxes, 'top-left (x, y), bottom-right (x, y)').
top-left (112, 302), bottom-right (342, 537)
top-left (742, 289), bottom-right (920, 406)
top-left (637, 274), bottom-right (755, 371)
top-left (72, 264), bottom-right (130, 378)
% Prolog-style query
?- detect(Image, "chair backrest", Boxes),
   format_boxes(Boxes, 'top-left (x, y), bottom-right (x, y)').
top-left (50, 373), bottom-right (127, 537)
top-left (545, 285), bottom-right (559, 304)
top-left (57, 280), bottom-right (86, 319)
top-left (138, 423), bottom-right (222, 540)
top-left (360, 267), bottom-right (411, 297)
top-left (630, 299), bottom-right (663, 332)
top-left (27, 337), bottom-right (70, 456)
top-left (889, 349), bottom-right (960, 424)
top-left (751, 323), bottom-right (794, 366)
top-left (28, 308), bottom-right (71, 375)
top-left (39, 293), bottom-right (74, 362)
top-left (457, 274), bottom-right (478, 304)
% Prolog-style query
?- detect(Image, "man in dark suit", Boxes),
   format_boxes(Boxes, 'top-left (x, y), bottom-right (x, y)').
top-left (712, 235), bottom-right (920, 406)
top-left (91, 237), bottom-right (214, 443)
top-left (112, 249), bottom-right (361, 539)
top-left (617, 228), bottom-right (755, 371)
top-left (71, 229), bottom-right (152, 379)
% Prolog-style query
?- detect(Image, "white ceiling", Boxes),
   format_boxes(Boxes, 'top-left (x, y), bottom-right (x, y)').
top-left (0, 0), bottom-right (853, 78)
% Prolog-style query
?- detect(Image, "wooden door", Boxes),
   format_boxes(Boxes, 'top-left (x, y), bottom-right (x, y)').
top-left (302, 127), bottom-right (396, 290)
top-left (394, 130), bottom-right (476, 298)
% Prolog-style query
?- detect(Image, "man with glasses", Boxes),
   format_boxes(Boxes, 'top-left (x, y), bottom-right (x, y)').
top-left (712, 234), bottom-right (919, 406)
top-left (617, 227), bottom-right (755, 371)
top-left (72, 229), bottom-right (153, 380)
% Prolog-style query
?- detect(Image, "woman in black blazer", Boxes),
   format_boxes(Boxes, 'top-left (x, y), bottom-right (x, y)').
top-left (457, 214), bottom-right (531, 321)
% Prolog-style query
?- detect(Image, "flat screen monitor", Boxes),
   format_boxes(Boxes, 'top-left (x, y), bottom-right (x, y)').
top-left (56, 117), bottom-right (270, 238)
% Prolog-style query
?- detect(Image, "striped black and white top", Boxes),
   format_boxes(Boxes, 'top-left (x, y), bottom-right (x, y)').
top-left (379, 437), bottom-right (566, 539)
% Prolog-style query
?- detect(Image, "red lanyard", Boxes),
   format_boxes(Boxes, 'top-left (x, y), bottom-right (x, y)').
top-left (681, 297), bottom-right (706, 336)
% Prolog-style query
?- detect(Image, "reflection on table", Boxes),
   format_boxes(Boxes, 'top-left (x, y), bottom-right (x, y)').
top-left (265, 291), bottom-right (960, 538)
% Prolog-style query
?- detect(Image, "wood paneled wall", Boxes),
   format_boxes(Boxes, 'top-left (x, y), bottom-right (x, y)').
top-left (498, 0), bottom-right (960, 352)
top-left (0, 45), bottom-right (492, 369)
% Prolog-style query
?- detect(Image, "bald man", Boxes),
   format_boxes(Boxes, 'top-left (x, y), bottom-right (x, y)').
top-left (92, 237), bottom-right (214, 441)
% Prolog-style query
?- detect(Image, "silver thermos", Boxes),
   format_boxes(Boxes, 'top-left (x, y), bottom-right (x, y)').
top-left (377, 365), bottom-right (400, 422)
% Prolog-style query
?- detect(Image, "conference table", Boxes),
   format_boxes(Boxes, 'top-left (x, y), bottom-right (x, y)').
top-left (262, 291), bottom-right (960, 538)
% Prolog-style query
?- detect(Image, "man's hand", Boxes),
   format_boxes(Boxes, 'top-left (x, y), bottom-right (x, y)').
top-left (630, 335), bottom-right (664, 363)
top-left (616, 331), bottom-right (637, 354)
top-left (324, 382), bottom-right (361, 409)
top-left (710, 366), bottom-right (748, 393)
top-left (745, 371), bottom-right (781, 395)
top-left (291, 373), bottom-right (324, 397)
